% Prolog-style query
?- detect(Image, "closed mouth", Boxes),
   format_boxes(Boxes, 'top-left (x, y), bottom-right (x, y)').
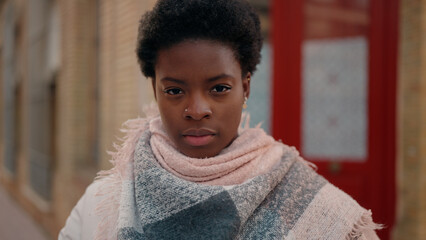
top-left (182, 128), bottom-right (216, 147)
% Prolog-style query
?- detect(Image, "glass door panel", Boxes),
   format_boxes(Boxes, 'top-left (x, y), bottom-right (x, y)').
top-left (301, 0), bottom-right (370, 161)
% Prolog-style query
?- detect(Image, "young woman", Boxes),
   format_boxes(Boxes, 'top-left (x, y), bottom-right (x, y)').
top-left (60, 0), bottom-right (382, 239)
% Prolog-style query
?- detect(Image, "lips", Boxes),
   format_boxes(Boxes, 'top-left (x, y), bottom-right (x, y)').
top-left (182, 128), bottom-right (216, 147)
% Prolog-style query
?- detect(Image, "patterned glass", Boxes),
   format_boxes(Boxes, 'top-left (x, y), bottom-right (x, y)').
top-left (301, 0), bottom-right (369, 161)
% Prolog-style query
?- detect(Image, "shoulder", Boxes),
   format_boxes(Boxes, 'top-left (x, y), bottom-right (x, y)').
top-left (289, 181), bottom-right (380, 239)
top-left (58, 179), bottom-right (106, 240)
top-left (281, 160), bottom-right (381, 239)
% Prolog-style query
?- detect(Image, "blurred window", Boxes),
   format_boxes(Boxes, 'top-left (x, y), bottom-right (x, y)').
top-left (2, 2), bottom-right (17, 174)
top-left (301, 0), bottom-right (370, 161)
top-left (246, 0), bottom-right (272, 133)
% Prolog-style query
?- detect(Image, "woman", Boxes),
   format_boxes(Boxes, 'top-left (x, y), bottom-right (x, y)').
top-left (59, 0), bottom-right (381, 239)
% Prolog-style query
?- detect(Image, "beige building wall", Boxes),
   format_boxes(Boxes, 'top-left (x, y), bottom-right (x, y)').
top-left (394, 0), bottom-right (426, 239)
top-left (0, 0), bottom-right (156, 238)
top-left (53, 0), bottom-right (98, 230)
top-left (98, 0), bottom-right (155, 171)
top-left (53, 0), bottom-right (156, 235)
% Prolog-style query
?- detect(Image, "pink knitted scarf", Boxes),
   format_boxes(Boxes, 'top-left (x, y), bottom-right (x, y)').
top-left (149, 116), bottom-right (284, 186)
top-left (94, 104), bottom-right (381, 240)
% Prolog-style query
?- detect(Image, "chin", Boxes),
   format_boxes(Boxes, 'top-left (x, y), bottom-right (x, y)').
top-left (182, 149), bottom-right (219, 159)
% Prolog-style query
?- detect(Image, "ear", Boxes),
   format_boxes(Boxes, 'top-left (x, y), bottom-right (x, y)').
top-left (243, 72), bottom-right (251, 99)
top-left (151, 78), bottom-right (157, 100)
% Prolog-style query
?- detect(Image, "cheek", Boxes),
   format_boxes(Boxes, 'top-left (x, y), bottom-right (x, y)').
top-left (161, 108), bottom-right (176, 122)
top-left (225, 92), bottom-right (244, 113)
top-left (218, 98), bottom-right (243, 129)
top-left (159, 111), bottom-right (181, 143)
top-left (158, 101), bottom-right (179, 130)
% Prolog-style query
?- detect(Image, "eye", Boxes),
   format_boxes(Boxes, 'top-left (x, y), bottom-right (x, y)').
top-left (163, 88), bottom-right (183, 95)
top-left (211, 85), bottom-right (231, 93)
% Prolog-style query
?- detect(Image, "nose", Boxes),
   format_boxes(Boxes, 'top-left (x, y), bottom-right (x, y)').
top-left (183, 92), bottom-right (212, 120)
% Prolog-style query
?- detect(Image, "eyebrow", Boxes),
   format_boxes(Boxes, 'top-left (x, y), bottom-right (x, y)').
top-left (160, 74), bottom-right (234, 84)
top-left (160, 77), bottom-right (186, 85)
top-left (207, 74), bottom-right (234, 82)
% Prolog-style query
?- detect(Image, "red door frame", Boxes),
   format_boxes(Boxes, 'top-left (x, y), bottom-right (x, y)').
top-left (271, 0), bottom-right (398, 239)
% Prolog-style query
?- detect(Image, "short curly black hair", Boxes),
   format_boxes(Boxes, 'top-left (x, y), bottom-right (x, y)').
top-left (136, 0), bottom-right (263, 78)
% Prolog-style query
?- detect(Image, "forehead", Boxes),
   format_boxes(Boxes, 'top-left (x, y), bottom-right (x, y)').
top-left (155, 40), bottom-right (242, 81)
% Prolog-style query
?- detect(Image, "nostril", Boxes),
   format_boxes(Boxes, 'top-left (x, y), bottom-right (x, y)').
top-left (183, 109), bottom-right (212, 120)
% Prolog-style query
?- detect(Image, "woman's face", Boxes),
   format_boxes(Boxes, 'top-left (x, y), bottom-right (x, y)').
top-left (153, 40), bottom-right (250, 158)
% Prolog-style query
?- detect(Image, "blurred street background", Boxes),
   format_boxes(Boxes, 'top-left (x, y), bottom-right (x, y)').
top-left (0, 185), bottom-right (49, 240)
top-left (0, 0), bottom-right (425, 239)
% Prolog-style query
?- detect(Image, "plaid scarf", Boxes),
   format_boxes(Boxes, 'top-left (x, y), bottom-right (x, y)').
top-left (95, 109), bottom-right (380, 239)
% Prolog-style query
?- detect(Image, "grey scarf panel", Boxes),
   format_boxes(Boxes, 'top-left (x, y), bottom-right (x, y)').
top-left (117, 130), bottom-right (333, 240)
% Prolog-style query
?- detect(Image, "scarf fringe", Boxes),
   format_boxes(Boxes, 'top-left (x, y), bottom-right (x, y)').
top-left (239, 111), bottom-right (263, 132)
top-left (286, 146), bottom-right (318, 171)
top-left (346, 210), bottom-right (383, 240)
top-left (94, 175), bottom-right (121, 240)
top-left (94, 113), bottom-right (155, 240)
top-left (298, 157), bottom-right (318, 171)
